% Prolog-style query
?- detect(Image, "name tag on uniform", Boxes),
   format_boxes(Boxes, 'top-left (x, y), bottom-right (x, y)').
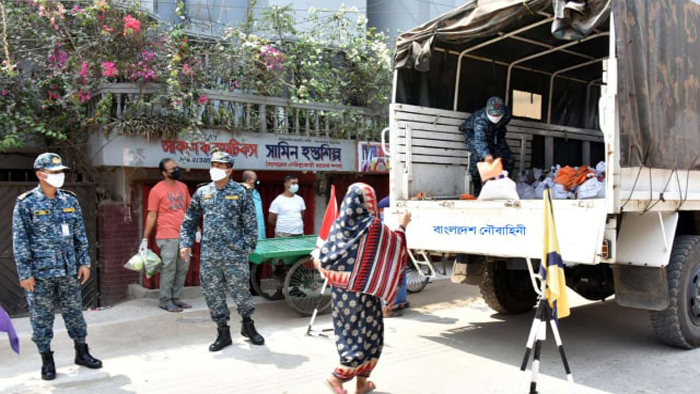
top-left (203, 194), bottom-right (213, 200)
top-left (225, 195), bottom-right (239, 200)
top-left (34, 210), bottom-right (50, 216)
top-left (61, 223), bottom-right (70, 236)
top-left (62, 208), bottom-right (76, 213)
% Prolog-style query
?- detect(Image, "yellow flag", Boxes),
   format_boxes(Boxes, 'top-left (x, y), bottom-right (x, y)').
top-left (542, 188), bottom-right (570, 319)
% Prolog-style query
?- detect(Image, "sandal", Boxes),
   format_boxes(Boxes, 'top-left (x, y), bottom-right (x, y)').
top-left (159, 303), bottom-right (183, 313)
top-left (356, 381), bottom-right (376, 394)
top-left (325, 379), bottom-right (347, 394)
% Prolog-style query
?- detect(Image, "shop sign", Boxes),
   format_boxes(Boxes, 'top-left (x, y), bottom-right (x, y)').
top-left (88, 131), bottom-right (357, 172)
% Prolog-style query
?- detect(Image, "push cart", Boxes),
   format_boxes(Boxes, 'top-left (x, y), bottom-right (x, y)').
top-left (249, 235), bottom-right (331, 316)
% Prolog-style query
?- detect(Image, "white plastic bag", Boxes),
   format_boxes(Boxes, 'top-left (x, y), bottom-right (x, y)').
top-left (535, 178), bottom-right (555, 199)
top-left (516, 182), bottom-right (537, 199)
top-left (124, 250), bottom-right (162, 278)
top-left (478, 177), bottom-right (520, 201)
top-left (552, 183), bottom-right (569, 199)
top-left (596, 179), bottom-right (606, 198)
top-left (577, 177), bottom-right (600, 199)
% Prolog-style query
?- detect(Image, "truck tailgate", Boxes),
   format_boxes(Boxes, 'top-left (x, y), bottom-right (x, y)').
top-left (388, 199), bottom-right (607, 265)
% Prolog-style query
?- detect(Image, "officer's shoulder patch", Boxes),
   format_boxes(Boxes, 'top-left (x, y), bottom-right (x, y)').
top-left (17, 191), bottom-right (33, 201)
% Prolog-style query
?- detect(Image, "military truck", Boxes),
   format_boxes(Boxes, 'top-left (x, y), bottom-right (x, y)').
top-left (384, 0), bottom-right (700, 348)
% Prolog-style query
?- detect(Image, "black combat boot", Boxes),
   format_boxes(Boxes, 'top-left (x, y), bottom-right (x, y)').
top-left (209, 325), bottom-right (232, 352)
top-left (74, 343), bottom-right (103, 369)
top-left (40, 351), bottom-right (56, 380)
top-left (241, 318), bottom-right (265, 346)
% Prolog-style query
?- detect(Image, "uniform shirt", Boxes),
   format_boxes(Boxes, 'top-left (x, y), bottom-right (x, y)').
top-left (459, 107), bottom-right (512, 160)
top-left (269, 194), bottom-right (306, 235)
top-left (147, 180), bottom-right (191, 239)
top-left (180, 179), bottom-right (258, 256)
top-left (12, 186), bottom-right (90, 281)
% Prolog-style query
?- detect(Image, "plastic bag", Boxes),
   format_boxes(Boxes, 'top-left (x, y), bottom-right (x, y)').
top-left (552, 183), bottom-right (570, 199)
top-left (478, 176), bottom-right (520, 201)
top-left (516, 183), bottom-right (537, 199)
top-left (577, 176), bottom-right (600, 199)
top-left (124, 250), bottom-right (162, 278)
top-left (535, 178), bottom-right (555, 199)
top-left (124, 253), bottom-right (145, 272)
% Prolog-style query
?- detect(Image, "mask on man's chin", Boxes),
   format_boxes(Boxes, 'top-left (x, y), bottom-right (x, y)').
top-left (487, 114), bottom-right (504, 124)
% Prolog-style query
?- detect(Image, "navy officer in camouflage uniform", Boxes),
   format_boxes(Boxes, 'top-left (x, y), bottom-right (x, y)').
top-left (12, 153), bottom-right (102, 380)
top-left (459, 96), bottom-right (515, 195)
top-left (179, 151), bottom-right (264, 350)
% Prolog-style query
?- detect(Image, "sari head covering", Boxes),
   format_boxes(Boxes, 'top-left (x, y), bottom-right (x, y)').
top-left (318, 183), bottom-right (408, 304)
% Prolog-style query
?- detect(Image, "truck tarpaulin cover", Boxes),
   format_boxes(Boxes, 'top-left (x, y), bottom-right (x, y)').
top-left (614, 0), bottom-right (700, 170)
top-left (394, 0), bottom-right (700, 170)
top-left (394, 0), bottom-right (609, 72)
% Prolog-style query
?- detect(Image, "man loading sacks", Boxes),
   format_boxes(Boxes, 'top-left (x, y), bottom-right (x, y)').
top-left (459, 96), bottom-right (514, 195)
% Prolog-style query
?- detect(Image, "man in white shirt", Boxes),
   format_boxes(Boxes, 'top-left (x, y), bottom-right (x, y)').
top-left (268, 174), bottom-right (306, 237)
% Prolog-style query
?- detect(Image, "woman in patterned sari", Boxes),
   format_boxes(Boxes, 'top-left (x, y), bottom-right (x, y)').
top-left (313, 183), bottom-right (411, 394)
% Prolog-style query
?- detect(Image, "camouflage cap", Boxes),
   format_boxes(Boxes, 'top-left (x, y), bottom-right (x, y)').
top-left (486, 97), bottom-right (506, 116)
top-left (211, 151), bottom-right (234, 166)
top-left (33, 152), bottom-right (70, 171)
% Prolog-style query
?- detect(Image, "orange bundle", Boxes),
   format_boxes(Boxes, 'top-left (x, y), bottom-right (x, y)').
top-left (555, 165), bottom-right (594, 191)
top-left (477, 158), bottom-right (503, 182)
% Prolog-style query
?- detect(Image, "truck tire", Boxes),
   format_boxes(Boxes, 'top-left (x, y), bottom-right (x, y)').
top-left (479, 260), bottom-right (537, 314)
top-left (649, 235), bottom-right (700, 349)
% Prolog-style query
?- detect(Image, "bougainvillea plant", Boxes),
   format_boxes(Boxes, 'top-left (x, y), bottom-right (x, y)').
top-left (0, 0), bottom-right (393, 152)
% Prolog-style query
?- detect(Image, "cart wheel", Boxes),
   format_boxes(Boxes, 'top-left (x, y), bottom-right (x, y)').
top-left (406, 263), bottom-right (430, 294)
top-left (251, 263), bottom-right (285, 301)
top-left (283, 257), bottom-right (331, 316)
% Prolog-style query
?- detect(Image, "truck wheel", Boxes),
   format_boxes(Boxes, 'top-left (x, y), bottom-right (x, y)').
top-left (650, 235), bottom-right (700, 349)
top-left (479, 260), bottom-right (537, 314)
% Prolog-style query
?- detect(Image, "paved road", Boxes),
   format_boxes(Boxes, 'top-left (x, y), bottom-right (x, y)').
top-left (1, 279), bottom-right (698, 394)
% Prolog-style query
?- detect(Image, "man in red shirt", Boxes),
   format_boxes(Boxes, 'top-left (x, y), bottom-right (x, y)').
top-left (141, 158), bottom-right (192, 312)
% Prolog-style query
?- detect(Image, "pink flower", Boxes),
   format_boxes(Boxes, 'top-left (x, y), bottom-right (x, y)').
top-left (48, 47), bottom-right (68, 69)
top-left (97, 14), bottom-right (105, 21)
top-left (197, 95), bottom-right (209, 105)
top-left (71, 5), bottom-right (83, 15)
top-left (142, 50), bottom-right (155, 62)
top-left (183, 64), bottom-right (193, 76)
top-left (1, 90), bottom-right (7, 96)
top-left (260, 45), bottom-right (285, 71)
top-left (48, 90), bottom-right (61, 100)
top-left (102, 61), bottom-right (118, 77)
top-left (78, 90), bottom-right (91, 104)
top-left (102, 25), bottom-right (114, 33)
top-left (123, 15), bottom-right (140, 36)
top-left (78, 62), bottom-right (90, 85)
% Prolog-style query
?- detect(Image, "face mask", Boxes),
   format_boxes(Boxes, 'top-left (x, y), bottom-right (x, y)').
top-left (289, 184), bottom-right (299, 194)
top-left (44, 172), bottom-right (65, 188)
top-left (169, 169), bottom-right (181, 180)
top-left (487, 114), bottom-right (503, 124)
top-left (210, 168), bottom-right (228, 181)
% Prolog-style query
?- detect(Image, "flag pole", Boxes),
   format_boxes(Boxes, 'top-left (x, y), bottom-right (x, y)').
top-left (306, 277), bottom-right (330, 336)
top-left (517, 188), bottom-right (575, 393)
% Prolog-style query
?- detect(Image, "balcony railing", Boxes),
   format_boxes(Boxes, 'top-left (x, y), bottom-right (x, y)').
top-left (90, 83), bottom-right (388, 141)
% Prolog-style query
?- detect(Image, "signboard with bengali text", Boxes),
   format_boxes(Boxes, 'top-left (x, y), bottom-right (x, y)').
top-left (88, 131), bottom-right (357, 172)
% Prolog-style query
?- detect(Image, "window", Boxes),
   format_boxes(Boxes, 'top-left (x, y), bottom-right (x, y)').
top-left (512, 90), bottom-right (542, 120)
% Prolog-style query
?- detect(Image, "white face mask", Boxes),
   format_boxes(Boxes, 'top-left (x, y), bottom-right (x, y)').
top-left (210, 168), bottom-right (228, 181)
top-left (44, 172), bottom-right (65, 188)
top-left (487, 114), bottom-right (503, 124)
